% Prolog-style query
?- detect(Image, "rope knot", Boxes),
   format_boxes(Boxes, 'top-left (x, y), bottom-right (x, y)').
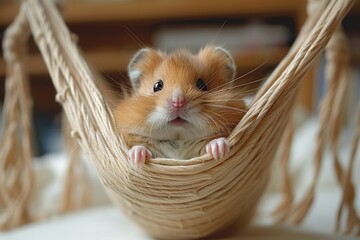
top-left (70, 33), bottom-right (79, 43)
top-left (70, 130), bottom-right (81, 140)
top-left (325, 31), bottom-right (350, 64)
top-left (55, 87), bottom-right (69, 103)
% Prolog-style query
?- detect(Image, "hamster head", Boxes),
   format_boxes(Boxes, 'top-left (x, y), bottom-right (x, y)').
top-left (120, 45), bottom-right (247, 140)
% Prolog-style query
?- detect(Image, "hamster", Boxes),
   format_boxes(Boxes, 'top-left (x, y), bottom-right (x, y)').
top-left (114, 45), bottom-right (248, 167)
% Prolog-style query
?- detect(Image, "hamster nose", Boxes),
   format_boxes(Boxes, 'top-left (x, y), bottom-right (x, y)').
top-left (172, 96), bottom-right (185, 108)
top-left (172, 88), bottom-right (186, 109)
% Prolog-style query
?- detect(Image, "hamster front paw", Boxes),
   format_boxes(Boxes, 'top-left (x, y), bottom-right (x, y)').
top-left (206, 137), bottom-right (230, 160)
top-left (128, 145), bottom-right (152, 168)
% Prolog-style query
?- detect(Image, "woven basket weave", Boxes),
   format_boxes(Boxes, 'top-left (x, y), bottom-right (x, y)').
top-left (0, 0), bottom-right (357, 238)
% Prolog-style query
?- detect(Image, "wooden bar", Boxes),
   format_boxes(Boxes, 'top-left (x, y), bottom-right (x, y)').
top-left (0, 1), bottom-right (305, 25)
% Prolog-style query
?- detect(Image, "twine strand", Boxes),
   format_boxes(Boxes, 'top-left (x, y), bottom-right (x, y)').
top-left (0, 0), bottom-right (357, 238)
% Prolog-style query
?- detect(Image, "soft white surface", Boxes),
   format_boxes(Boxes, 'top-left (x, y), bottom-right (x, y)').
top-left (29, 152), bottom-right (110, 216)
top-left (0, 118), bottom-right (359, 239)
top-left (2, 207), bottom-right (150, 240)
top-left (1, 198), bottom-right (358, 240)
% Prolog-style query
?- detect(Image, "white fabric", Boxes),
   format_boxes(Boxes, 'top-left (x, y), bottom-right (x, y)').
top-left (1, 204), bottom-right (357, 240)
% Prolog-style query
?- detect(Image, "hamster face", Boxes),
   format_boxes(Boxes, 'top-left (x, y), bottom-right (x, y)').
top-left (115, 46), bottom-right (247, 140)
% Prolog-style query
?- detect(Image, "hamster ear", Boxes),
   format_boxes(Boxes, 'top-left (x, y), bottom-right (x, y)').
top-left (128, 48), bottom-right (150, 89)
top-left (128, 48), bottom-right (163, 89)
top-left (215, 47), bottom-right (236, 80)
top-left (198, 46), bottom-right (236, 81)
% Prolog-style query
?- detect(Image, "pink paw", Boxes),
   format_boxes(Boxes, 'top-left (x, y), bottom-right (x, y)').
top-left (206, 137), bottom-right (230, 159)
top-left (128, 145), bottom-right (152, 168)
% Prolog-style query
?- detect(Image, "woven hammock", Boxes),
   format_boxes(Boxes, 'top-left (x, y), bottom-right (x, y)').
top-left (0, 0), bottom-right (359, 238)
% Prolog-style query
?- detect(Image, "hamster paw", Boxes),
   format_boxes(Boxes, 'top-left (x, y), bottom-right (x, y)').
top-left (206, 137), bottom-right (230, 160)
top-left (128, 145), bottom-right (152, 168)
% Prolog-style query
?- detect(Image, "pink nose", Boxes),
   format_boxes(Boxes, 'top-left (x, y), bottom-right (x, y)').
top-left (172, 97), bottom-right (185, 108)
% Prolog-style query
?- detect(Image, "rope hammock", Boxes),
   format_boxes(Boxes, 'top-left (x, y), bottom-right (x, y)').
top-left (0, 0), bottom-right (359, 238)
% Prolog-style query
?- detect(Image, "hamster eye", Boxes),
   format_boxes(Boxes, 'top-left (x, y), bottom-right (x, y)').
top-left (153, 80), bottom-right (164, 92)
top-left (196, 79), bottom-right (207, 91)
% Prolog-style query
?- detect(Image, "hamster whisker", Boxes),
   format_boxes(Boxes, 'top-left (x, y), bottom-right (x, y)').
top-left (202, 98), bottom-right (246, 103)
top-left (102, 89), bottom-right (123, 95)
top-left (195, 72), bottom-right (259, 100)
top-left (149, 116), bottom-right (161, 134)
top-left (205, 71), bottom-right (224, 86)
top-left (203, 90), bottom-right (241, 99)
top-left (234, 61), bottom-right (268, 80)
top-left (210, 20), bottom-right (227, 44)
top-left (102, 90), bottom-right (128, 98)
top-left (195, 80), bottom-right (239, 99)
top-left (116, 117), bottom-right (151, 136)
top-left (100, 71), bottom-right (131, 92)
top-left (120, 123), bottom-right (142, 134)
top-left (99, 69), bottom-right (116, 82)
top-left (205, 66), bottom-right (265, 93)
top-left (148, 121), bottom-right (155, 134)
top-left (232, 77), bottom-right (267, 87)
top-left (202, 92), bottom-right (243, 99)
top-left (207, 77), bottom-right (266, 94)
top-left (207, 111), bottom-right (232, 133)
top-left (205, 88), bottom-right (239, 95)
top-left (206, 85), bottom-right (262, 96)
top-left (203, 112), bottom-right (230, 134)
top-left (123, 25), bottom-right (146, 48)
top-left (206, 78), bottom-right (237, 93)
top-left (131, 120), bottom-right (148, 132)
top-left (204, 104), bottom-right (247, 113)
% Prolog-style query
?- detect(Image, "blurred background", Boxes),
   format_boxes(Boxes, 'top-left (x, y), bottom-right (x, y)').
top-left (0, 1), bottom-right (360, 239)
top-left (0, 0), bottom-right (359, 156)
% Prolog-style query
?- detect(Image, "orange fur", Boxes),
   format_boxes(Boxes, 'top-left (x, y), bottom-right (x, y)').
top-left (114, 45), bottom-right (248, 149)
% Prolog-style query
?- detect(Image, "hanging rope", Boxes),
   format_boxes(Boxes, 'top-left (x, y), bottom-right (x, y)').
top-left (0, 0), bottom-right (357, 238)
top-left (0, 5), bottom-right (33, 230)
top-left (59, 115), bottom-right (91, 213)
top-left (287, 2), bottom-right (360, 235)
